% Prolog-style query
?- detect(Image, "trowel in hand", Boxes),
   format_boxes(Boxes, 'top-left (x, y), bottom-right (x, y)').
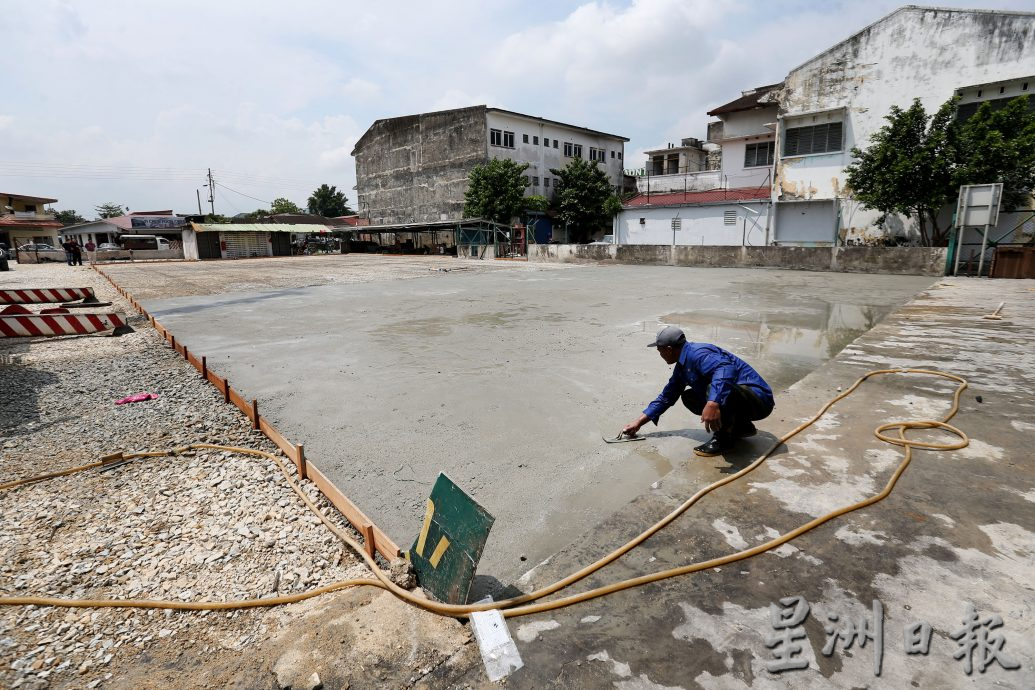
top-left (602, 430), bottom-right (646, 444)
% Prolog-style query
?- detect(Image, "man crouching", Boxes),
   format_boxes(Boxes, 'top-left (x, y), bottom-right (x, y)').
top-left (623, 326), bottom-right (774, 457)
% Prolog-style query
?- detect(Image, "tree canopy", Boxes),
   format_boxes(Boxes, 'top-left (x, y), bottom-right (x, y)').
top-left (463, 158), bottom-right (529, 224)
top-left (94, 202), bottom-right (126, 219)
top-left (54, 209), bottom-right (87, 226)
top-left (846, 95), bottom-right (1035, 246)
top-left (549, 158), bottom-right (614, 243)
top-left (307, 184), bottom-right (353, 217)
top-left (271, 197), bottom-right (304, 215)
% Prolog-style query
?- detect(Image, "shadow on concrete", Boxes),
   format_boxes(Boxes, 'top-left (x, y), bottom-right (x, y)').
top-left (145, 286), bottom-right (315, 317)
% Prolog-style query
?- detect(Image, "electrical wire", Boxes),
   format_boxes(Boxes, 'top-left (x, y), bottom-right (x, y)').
top-left (0, 370), bottom-right (969, 620)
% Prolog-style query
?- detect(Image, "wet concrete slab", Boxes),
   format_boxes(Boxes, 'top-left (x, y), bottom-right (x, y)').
top-left (139, 264), bottom-right (931, 585)
top-left (446, 277), bottom-right (1034, 689)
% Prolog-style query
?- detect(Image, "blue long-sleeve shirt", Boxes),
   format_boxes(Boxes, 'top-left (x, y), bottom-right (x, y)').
top-left (643, 341), bottom-right (774, 424)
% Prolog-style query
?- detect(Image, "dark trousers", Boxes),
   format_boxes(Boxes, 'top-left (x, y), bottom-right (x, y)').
top-left (72, 252), bottom-right (83, 266)
top-left (681, 384), bottom-right (773, 436)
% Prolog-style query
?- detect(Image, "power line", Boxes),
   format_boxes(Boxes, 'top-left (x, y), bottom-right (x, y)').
top-left (215, 182), bottom-right (271, 205)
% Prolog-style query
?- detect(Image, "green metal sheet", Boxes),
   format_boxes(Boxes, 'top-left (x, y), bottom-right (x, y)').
top-left (406, 473), bottom-right (494, 604)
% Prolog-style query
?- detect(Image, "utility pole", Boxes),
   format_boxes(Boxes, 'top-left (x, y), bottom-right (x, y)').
top-left (196, 189), bottom-right (203, 215)
top-left (207, 168), bottom-right (215, 215)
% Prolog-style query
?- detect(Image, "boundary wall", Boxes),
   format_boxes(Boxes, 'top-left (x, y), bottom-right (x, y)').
top-left (529, 244), bottom-right (947, 276)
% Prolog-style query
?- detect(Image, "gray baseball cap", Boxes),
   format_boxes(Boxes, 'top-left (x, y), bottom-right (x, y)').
top-left (648, 325), bottom-right (686, 348)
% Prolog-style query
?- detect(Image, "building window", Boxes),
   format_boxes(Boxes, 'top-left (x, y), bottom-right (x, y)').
top-left (523, 133), bottom-right (529, 144)
top-left (532, 176), bottom-right (539, 186)
top-left (564, 142), bottom-right (574, 157)
top-left (671, 218), bottom-right (681, 232)
top-left (503, 131), bottom-right (515, 148)
top-left (783, 122), bottom-right (843, 156)
top-left (522, 175), bottom-right (530, 187)
top-left (724, 210), bottom-right (736, 225)
top-left (553, 140), bottom-right (559, 149)
top-left (589, 147), bottom-right (605, 162)
top-left (490, 128), bottom-right (502, 147)
top-left (617, 151), bottom-right (622, 160)
top-left (573, 144), bottom-right (583, 158)
top-left (543, 137), bottom-right (549, 147)
top-left (744, 141), bottom-right (775, 168)
top-left (544, 178), bottom-right (550, 188)
top-left (611, 150), bottom-right (615, 159)
top-left (533, 136), bottom-right (539, 145)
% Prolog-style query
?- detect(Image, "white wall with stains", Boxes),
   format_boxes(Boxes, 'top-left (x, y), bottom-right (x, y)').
top-left (772, 6), bottom-right (1035, 243)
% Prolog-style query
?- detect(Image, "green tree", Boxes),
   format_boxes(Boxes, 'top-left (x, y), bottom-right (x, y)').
top-left (953, 96), bottom-right (1035, 211)
top-left (550, 158), bottom-right (614, 243)
top-left (270, 197), bottom-right (304, 215)
top-left (94, 202), bottom-right (126, 219)
top-left (603, 194), bottom-right (624, 218)
top-left (54, 209), bottom-right (87, 226)
top-left (845, 99), bottom-right (957, 246)
top-left (524, 195), bottom-right (550, 213)
top-left (846, 94), bottom-right (1035, 246)
top-left (463, 158), bottom-right (529, 224)
top-left (307, 184), bottom-right (353, 217)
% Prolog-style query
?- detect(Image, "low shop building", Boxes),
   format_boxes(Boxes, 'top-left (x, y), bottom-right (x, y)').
top-left (617, 188), bottom-right (772, 246)
top-left (184, 223), bottom-right (333, 259)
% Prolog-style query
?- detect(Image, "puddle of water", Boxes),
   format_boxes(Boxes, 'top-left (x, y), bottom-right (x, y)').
top-left (660, 302), bottom-right (884, 390)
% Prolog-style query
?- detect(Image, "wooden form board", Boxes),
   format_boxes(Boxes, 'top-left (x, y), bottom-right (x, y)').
top-left (90, 266), bottom-right (401, 561)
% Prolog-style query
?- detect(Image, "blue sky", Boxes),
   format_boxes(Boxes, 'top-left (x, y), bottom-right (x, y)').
top-left (2, 0), bottom-right (1032, 216)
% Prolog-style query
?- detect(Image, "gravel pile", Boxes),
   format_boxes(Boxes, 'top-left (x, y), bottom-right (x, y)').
top-left (0, 263), bottom-right (373, 689)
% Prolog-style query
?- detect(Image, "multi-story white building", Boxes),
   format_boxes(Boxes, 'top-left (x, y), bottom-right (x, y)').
top-left (617, 5), bottom-right (1035, 249)
top-left (352, 106), bottom-right (627, 226)
top-left (770, 6), bottom-right (1035, 246)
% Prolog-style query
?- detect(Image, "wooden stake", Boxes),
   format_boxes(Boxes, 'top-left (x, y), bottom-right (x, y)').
top-left (362, 523), bottom-right (376, 559)
top-left (223, 378), bottom-right (230, 404)
top-left (201, 356), bottom-right (207, 380)
top-left (296, 444), bottom-right (308, 480)
top-left (251, 399), bottom-right (260, 430)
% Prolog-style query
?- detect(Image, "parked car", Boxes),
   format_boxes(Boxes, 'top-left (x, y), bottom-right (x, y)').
top-left (588, 234), bottom-right (614, 245)
top-left (17, 243), bottom-right (58, 251)
top-left (97, 243), bottom-right (121, 251)
top-left (119, 235), bottom-right (171, 251)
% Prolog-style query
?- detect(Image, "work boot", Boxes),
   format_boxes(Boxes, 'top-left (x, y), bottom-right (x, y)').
top-left (693, 434), bottom-right (734, 457)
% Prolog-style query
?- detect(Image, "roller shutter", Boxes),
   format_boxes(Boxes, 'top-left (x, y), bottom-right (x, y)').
top-left (222, 232), bottom-right (269, 258)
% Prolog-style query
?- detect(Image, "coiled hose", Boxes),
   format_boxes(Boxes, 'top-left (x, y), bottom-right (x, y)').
top-left (0, 369), bottom-right (968, 619)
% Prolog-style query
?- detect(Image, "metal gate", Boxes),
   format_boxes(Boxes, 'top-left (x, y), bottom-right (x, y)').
top-left (223, 232), bottom-right (269, 259)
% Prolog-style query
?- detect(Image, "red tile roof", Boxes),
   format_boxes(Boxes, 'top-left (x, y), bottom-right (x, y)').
top-left (0, 217), bottom-right (62, 228)
top-left (623, 187), bottom-right (770, 208)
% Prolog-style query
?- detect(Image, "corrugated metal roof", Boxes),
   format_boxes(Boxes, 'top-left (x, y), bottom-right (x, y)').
top-left (623, 187), bottom-right (771, 208)
top-left (192, 222), bottom-right (335, 233)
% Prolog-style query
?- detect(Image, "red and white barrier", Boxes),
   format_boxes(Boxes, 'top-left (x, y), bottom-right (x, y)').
top-left (0, 287), bottom-right (99, 305)
top-left (0, 311), bottom-right (128, 338)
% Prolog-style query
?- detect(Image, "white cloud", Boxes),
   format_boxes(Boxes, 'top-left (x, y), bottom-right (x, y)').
top-left (2, 0), bottom-right (1032, 213)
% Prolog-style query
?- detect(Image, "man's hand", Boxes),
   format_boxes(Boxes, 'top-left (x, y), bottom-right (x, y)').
top-left (701, 401), bottom-right (722, 433)
top-left (623, 414), bottom-right (650, 437)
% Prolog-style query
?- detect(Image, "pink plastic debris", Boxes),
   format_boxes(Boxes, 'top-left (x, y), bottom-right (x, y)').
top-left (115, 393), bottom-right (159, 405)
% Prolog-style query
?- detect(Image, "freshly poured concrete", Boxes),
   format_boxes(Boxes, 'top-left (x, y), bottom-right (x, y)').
top-left (140, 264), bottom-right (932, 582)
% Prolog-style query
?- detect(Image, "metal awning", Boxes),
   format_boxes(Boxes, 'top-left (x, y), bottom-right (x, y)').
top-left (191, 222), bottom-right (334, 233)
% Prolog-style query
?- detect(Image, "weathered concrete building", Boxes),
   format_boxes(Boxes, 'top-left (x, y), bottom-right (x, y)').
top-left (352, 106), bottom-right (628, 225)
top-left (769, 5), bottom-right (1035, 245)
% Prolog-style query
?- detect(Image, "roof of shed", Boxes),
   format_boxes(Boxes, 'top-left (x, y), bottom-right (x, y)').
top-left (191, 223), bottom-right (336, 233)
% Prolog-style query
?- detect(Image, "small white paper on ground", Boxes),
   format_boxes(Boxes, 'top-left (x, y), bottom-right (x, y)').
top-left (469, 608), bottom-right (524, 682)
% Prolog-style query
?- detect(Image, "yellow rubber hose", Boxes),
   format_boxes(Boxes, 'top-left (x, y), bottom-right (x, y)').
top-left (0, 369), bottom-right (968, 619)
